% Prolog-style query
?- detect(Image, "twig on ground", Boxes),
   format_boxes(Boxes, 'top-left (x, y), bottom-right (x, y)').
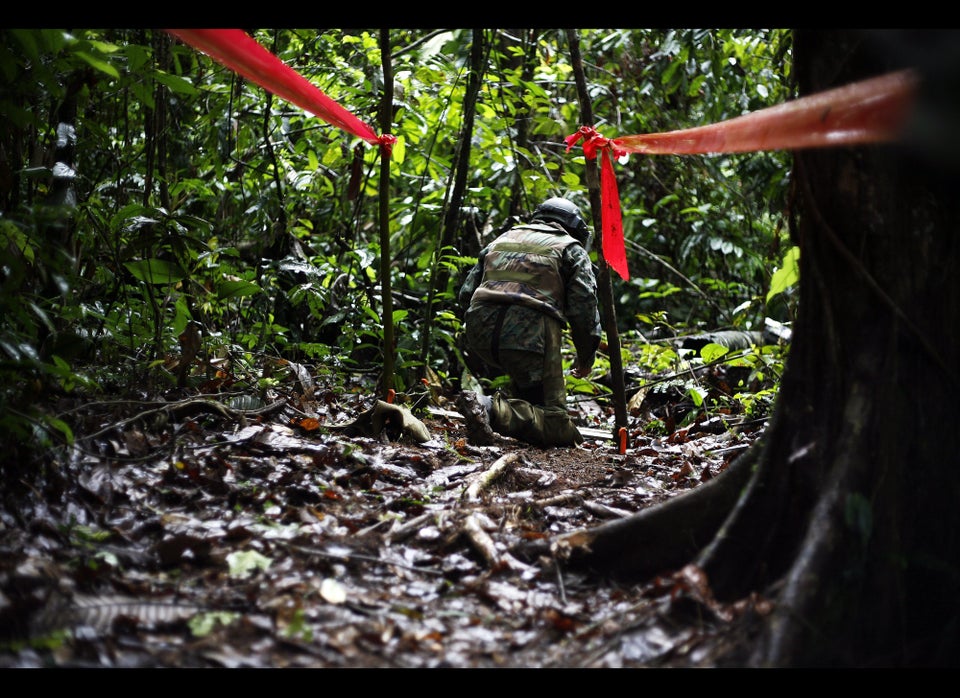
top-left (464, 513), bottom-right (501, 567)
top-left (462, 452), bottom-right (522, 501)
top-left (583, 500), bottom-right (634, 519)
top-left (463, 512), bottom-right (533, 573)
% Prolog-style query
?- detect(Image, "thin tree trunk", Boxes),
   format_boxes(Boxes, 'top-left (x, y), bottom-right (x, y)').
top-left (419, 29), bottom-right (486, 373)
top-left (503, 28), bottom-right (537, 219)
top-left (566, 29), bottom-right (628, 437)
top-left (438, 29), bottom-right (485, 268)
top-left (379, 28), bottom-right (396, 395)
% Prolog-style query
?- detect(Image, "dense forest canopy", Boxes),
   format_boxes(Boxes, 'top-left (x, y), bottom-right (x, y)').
top-left (0, 28), bottom-right (794, 459)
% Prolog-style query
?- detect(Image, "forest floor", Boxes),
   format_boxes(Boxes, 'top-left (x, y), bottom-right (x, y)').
top-left (0, 362), bottom-right (772, 669)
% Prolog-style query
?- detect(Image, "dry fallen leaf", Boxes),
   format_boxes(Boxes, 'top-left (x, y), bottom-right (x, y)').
top-left (320, 578), bottom-right (347, 604)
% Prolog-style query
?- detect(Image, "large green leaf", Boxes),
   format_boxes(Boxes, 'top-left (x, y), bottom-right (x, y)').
top-left (124, 259), bottom-right (188, 285)
top-left (73, 50), bottom-right (119, 78)
top-left (218, 279), bottom-right (261, 299)
top-left (767, 246), bottom-right (800, 303)
top-left (153, 70), bottom-right (199, 95)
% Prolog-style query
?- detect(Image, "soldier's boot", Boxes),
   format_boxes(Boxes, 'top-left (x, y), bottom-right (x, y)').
top-left (456, 391), bottom-right (495, 445)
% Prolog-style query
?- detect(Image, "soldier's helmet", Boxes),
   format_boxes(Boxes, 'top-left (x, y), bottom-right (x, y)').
top-left (532, 197), bottom-right (592, 250)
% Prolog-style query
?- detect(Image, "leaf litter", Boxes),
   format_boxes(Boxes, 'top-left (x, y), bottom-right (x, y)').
top-left (0, 364), bottom-right (770, 668)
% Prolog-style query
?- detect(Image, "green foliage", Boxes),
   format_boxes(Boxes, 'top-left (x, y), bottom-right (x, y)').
top-left (617, 325), bottom-right (788, 429)
top-left (0, 28), bottom-right (795, 463)
top-left (227, 549), bottom-right (273, 579)
top-left (767, 244), bottom-right (800, 303)
top-left (189, 612), bottom-right (241, 638)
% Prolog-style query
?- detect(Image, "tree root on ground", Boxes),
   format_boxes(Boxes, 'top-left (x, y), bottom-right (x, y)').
top-left (551, 444), bottom-right (758, 581)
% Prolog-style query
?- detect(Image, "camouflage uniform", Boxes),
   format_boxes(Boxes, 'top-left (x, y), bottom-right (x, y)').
top-left (459, 220), bottom-right (602, 446)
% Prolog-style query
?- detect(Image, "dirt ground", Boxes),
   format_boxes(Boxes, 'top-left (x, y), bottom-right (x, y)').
top-left (0, 382), bottom-right (769, 668)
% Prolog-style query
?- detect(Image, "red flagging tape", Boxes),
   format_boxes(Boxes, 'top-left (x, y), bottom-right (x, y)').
top-left (600, 149), bottom-right (628, 280)
top-left (567, 69), bottom-right (919, 281)
top-left (167, 29), bottom-right (395, 154)
top-left (614, 70), bottom-right (918, 155)
top-left (164, 32), bottom-right (917, 283)
top-left (565, 126), bottom-right (631, 280)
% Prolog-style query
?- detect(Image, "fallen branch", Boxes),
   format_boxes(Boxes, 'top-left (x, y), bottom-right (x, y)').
top-left (385, 512), bottom-right (434, 543)
top-left (462, 452), bottom-right (522, 501)
top-left (582, 500), bottom-right (634, 519)
top-left (535, 492), bottom-right (583, 508)
top-left (464, 513), bottom-right (501, 567)
top-left (77, 397), bottom-right (288, 442)
top-left (463, 512), bottom-right (534, 573)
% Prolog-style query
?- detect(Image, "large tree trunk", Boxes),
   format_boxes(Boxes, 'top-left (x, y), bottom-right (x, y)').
top-left (556, 30), bottom-right (960, 667)
top-left (742, 28), bottom-right (960, 668)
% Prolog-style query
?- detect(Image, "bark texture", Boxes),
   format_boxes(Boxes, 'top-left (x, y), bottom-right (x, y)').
top-left (557, 29), bottom-right (960, 667)
top-left (738, 28), bottom-right (960, 667)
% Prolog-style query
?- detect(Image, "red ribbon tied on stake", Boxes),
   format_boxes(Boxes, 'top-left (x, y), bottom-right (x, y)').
top-left (565, 69), bottom-right (919, 283)
top-left (166, 29), bottom-right (396, 156)
top-left (565, 126), bottom-right (630, 280)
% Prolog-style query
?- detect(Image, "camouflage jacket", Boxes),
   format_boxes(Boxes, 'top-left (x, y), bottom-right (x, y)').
top-left (459, 221), bottom-right (602, 368)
